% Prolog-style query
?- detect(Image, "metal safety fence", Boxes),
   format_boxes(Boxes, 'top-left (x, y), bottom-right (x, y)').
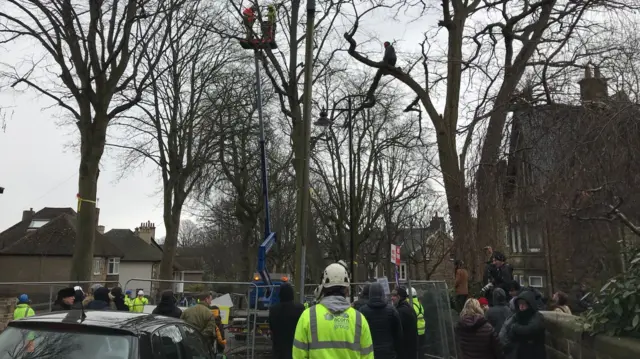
top-left (0, 280), bottom-right (122, 314)
top-left (409, 280), bottom-right (458, 359)
top-left (124, 278), bottom-right (263, 359)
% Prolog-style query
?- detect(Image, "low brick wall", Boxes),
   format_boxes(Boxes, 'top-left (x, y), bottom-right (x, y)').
top-left (0, 298), bottom-right (15, 331)
top-left (543, 311), bottom-right (640, 359)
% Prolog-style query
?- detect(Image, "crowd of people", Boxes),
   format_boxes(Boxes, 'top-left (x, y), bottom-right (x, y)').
top-left (13, 285), bottom-right (227, 356)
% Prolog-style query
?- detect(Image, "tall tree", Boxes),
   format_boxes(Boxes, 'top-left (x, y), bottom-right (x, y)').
top-left (108, 0), bottom-right (238, 289)
top-left (0, 0), bottom-right (176, 282)
top-left (342, 0), bottom-right (632, 276)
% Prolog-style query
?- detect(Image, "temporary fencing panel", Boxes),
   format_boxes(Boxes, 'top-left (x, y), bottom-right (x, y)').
top-left (409, 280), bottom-right (458, 359)
top-left (0, 280), bottom-right (122, 313)
top-left (124, 278), bottom-right (265, 359)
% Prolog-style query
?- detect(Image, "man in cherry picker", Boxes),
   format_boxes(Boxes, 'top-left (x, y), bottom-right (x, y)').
top-left (293, 262), bottom-right (374, 358)
top-left (242, 4), bottom-right (259, 40)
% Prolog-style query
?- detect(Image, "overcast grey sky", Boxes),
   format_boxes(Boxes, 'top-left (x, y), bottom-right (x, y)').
top-left (0, 4), bottom-right (439, 240)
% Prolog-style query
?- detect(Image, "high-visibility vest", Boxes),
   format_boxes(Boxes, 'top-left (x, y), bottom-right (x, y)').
top-left (292, 301), bottom-right (374, 359)
top-left (14, 304), bottom-right (35, 320)
top-left (130, 297), bottom-right (148, 313)
top-left (411, 298), bottom-right (426, 335)
top-left (124, 297), bottom-right (132, 308)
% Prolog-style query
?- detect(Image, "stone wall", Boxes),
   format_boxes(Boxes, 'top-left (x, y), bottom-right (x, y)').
top-left (543, 311), bottom-right (640, 359)
top-left (0, 298), bottom-right (15, 331)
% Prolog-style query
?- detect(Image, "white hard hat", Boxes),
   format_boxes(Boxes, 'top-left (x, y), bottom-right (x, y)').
top-left (73, 286), bottom-right (83, 292)
top-left (321, 263), bottom-right (350, 288)
top-left (410, 287), bottom-right (418, 297)
top-left (137, 290), bottom-right (144, 296)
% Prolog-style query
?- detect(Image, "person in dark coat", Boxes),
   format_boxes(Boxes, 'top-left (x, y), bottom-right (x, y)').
top-left (110, 287), bottom-right (129, 311)
top-left (352, 284), bottom-right (370, 311)
top-left (72, 289), bottom-right (85, 309)
top-left (499, 290), bottom-right (546, 359)
top-left (152, 290), bottom-right (182, 318)
top-left (391, 287), bottom-right (418, 359)
top-left (359, 282), bottom-right (404, 359)
top-left (86, 287), bottom-right (112, 310)
top-left (383, 41), bottom-right (397, 66)
top-left (486, 288), bottom-right (512, 333)
top-left (51, 287), bottom-right (76, 311)
top-left (268, 282), bottom-right (305, 359)
top-left (456, 298), bottom-right (503, 359)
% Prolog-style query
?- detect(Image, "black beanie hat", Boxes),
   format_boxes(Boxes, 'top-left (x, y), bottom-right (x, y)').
top-left (395, 287), bottom-right (408, 300)
top-left (58, 287), bottom-right (76, 299)
top-left (493, 251), bottom-right (507, 262)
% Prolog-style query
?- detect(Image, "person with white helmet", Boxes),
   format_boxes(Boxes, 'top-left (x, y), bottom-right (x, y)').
top-left (129, 290), bottom-right (148, 313)
top-left (293, 262), bottom-right (374, 358)
top-left (409, 287), bottom-right (426, 357)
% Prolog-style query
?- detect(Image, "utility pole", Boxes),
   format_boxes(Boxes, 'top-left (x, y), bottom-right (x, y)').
top-left (294, 0), bottom-right (316, 304)
top-left (347, 97), bottom-right (355, 302)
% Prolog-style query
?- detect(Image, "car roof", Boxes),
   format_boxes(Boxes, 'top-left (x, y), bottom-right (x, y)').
top-left (9, 310), bottom-right (184, 335)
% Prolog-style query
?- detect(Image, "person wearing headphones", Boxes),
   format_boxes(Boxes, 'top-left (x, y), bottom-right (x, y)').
top-left (293, 262), bottom-right (374, 358)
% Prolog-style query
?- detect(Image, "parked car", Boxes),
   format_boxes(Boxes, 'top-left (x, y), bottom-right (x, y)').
top-left (1, 310), bottom-right (219, 358)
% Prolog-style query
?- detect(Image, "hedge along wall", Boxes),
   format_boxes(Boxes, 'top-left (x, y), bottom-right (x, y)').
top-left (542, 311), bottom-right (640, 359)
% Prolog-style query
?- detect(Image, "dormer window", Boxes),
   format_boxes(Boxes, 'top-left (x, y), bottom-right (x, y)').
top-left (27, 219), bottom-right (48, 229)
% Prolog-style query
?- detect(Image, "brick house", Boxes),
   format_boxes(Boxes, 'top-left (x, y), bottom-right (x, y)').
top-left (0, 207), bottom-right (123, 298)
top-left (503, 66), bottom-right (640, 296)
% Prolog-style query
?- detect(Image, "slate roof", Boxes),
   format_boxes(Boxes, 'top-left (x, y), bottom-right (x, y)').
top-left (0, 213), bottom-right (124, 257)
top-left (0, 207), bottom-right (76, 250)
top-left (159, 245), bottom-right (205, 272)
top-left (103, 229), bottom-right (164, 262)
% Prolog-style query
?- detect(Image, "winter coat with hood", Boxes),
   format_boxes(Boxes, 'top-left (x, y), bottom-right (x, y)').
top-left (499, 291), bottom-right (546, 359)
top-left (486, 288), bottom-right (512, 333)
top-left (359, 282), bottom-right (404, 359)
top-left (455, 314), bottom-right (503, 359)
top-left (352, 284), bottom-right (370, 312)
top-left (86, 287), bottom-right (113, 310)
top-left (395, 295), bottom-right (419, 359)
top-left (268, 283), bottom-right (305, 359)
top-left (110, 287), bottom-right (130, 312)
top-left (152, 290), bottom-right (182, 318)
top-left (181, 302), bottom-right (217, 344)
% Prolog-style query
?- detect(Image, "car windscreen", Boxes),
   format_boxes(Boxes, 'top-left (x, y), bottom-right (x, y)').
top-left (0, 327), bottom-right (133, 359)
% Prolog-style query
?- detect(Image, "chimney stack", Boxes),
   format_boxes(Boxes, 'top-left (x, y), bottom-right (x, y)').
top-left (136, 221), bottom-right (156, 244)
top-left (97, 225), bottom-right (105, 234)
top-left (22, 208), bottom-right (34, 222)
top-left (579, 64), bottom-right (608, 102)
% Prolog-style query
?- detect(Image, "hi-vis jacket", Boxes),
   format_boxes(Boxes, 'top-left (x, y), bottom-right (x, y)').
top-left (293, 295), bottom-right (374, 359)
top-left (411, 298), bottom-right (426, 335)
top-left (130, 296), bottom-right (148, 313)
top-left (13, 304), bottom-right (35, 320)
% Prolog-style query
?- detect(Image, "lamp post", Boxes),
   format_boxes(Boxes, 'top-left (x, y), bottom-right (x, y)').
top-left (314, 97), bottom-right (357, 302)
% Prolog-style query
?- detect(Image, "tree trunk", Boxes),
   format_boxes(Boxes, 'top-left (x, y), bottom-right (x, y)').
top-left (70, 119), bottom-right (105, 286)
top-left (70, 156), bottom-right (99, 285)
top-left (159, 213), bottom-right (180, 291)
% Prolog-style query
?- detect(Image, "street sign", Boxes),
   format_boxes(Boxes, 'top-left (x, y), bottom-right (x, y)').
top-left (390, 244), bottom-right (401, 265)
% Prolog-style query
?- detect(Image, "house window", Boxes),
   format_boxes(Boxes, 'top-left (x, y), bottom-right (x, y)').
top-left (529, 276), bottom-right (544, 288)
top-left (525, 213), bottom-right (542, 252)
top-left (398, 263), bottom-right (407, 281)
top-left (510, 215), bottom-right (523, 253)
top-left (513, 274), bottom-right (526, 287)
top-left (28, 220), bottom-right (49, 229)
top-left (93, 259), bottom-right (102, 275)
top-left (107, 258), bottom-right (120, 275)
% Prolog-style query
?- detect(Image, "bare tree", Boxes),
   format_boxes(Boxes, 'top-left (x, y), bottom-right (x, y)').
top-left (0, 0), bottom-right (176, 282)
top-left (178, 219), bottom-right (205, 247)
top-left (107, 0), bottom-right (239, 289)
top-left (342, 0), bottom-right (637, 277)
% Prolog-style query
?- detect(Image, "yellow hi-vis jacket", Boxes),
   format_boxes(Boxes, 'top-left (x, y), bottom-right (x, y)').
top-left (13, 304), bottom-right (35, 320)
top-left (411, 298), bottom-right (426, 335)
top-left (130, 297), bottom-right (148, 313)
top-left (292, 298), bottom-right (374, 359)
